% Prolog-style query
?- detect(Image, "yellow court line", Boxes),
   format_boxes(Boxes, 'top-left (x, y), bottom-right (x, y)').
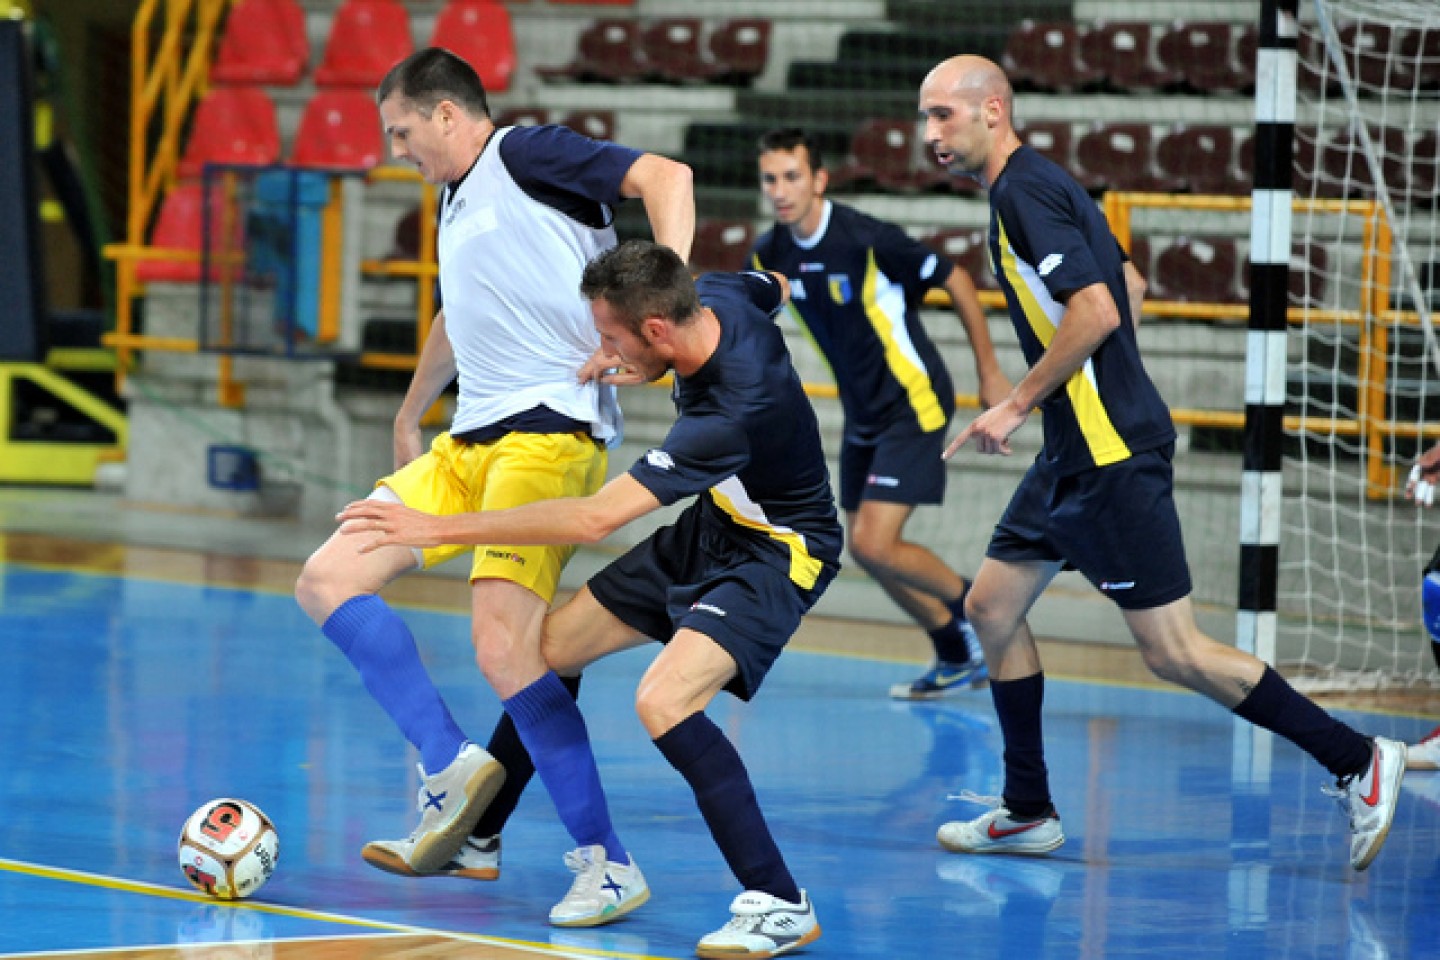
top-left (0, 858), bottom-right (674, 960)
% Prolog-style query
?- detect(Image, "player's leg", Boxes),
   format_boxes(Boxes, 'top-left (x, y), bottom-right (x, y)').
top-left (1124, 598), bottom-right (1404, 870)
top-left (297, 446), bottom-right (504, 873)
top-left (841, 433), bottom-right (986, 698)
top-left (640, 562), bottom-right (826, 958)
top-left (937, 554), bottom-right (1066, 856)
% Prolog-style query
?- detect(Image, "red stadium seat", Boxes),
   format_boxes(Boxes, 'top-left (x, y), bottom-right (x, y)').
top-left (1157, 21), bottom-right (1246, 94)
top-left (430, 0), bottom-right (516, 93)
top-left (1080, 21), bottom-right (1181, 91)
top-left (1126, 234), bottom-right (1152, 280)
top-left (537, 19), bottom-right (647, 83)
top-left (1318, 124), bottom-right (1410, 198)
top-left (1015, 119), bottom-right (1074, 168)
top-left (1002, 20), bottom-right (1102, 92)
top-left (1402, 27), bottom-right (1440, 91)
top-left (493, 106), bottom-right (551, 128)
top-left (708, 19), bottom-right (771, 85)
top-left (290, 89), bottom-right (384, 170)
top-left (210, 0), bottom-right (308, 86)
top-left (177, 86), bottom-right (280, 180)
top-left (642, 17), bottom-right (706, 82)
top-left (560, 109), bottom-right (616, 141)
top-left (1073, 122), bottom-right (1181, 193)
top-left (831, 118), bottom-right (942, 194)
top-left (922, 228), bottom-right (997, 290)
top-left (1150, 236), bottom-right (1241, 303)
top-left (1155, 124), bottom-right (1243, 194)
top-left (313, 0), bottom-right (414, 88)
top-left (1233, 24), bottom-right (1258, 92)
top-left (692, 219), bottom-right (755, 273)
top-left (136, 182), bottom-right (244, 283)
top-left (1236, 243), bottom-right (1330, 307)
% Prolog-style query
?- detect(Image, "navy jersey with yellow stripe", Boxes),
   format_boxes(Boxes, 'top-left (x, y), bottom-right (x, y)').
top-left (751, 202), bottom-right (955, 442)
top-left (626, 272), bottom-right (843, 590)
top-left (988, 146), bottom-right (1175, 474)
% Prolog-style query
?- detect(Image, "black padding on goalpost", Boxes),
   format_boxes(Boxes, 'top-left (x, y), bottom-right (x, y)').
top-left (0, 19), bottom-right (46, 363)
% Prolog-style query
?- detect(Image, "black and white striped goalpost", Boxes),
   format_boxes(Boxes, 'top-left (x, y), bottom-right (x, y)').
top-left (1238, 0), bottom-right (1299, 665)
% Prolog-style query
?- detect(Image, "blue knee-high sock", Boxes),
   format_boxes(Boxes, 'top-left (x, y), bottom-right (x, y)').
top-left (504, 672), bottom-right (626, 864)
top-left (1233, 665), bottom-right (1372, 779)
top-left (654, 712), bottom-right (801, 904)
top-left (322, 595), bottom-right (467, 775)
top-left (991, 673), bottom-right (1053, 818)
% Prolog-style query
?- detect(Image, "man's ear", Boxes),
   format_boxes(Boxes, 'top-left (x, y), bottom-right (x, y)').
top-left (640, 315), bottom-right (673, 349)
top-left (814, 166), bottom-right (830, 197)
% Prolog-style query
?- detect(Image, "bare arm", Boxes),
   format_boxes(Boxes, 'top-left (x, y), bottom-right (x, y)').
top-left (944, 281), bottom-right (1121, 458)
top-left (337, 472), bottom-right (663, 551)
top-left (393, 308), bottom-right (457, 468)
top-left (1123, 260), bottom-right (1147, 328)
top-left (941, 267), bottom-right (1011, 409)
top-left (620, 153), bottom-right (695, 263)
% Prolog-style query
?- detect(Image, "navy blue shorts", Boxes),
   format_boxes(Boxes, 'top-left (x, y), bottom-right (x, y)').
top-left (587, 506), bottom-right (836, 701)
top-left (986, 444), bottom-right (1192, 610)
top-left (838, 427), bottom-right (948, 512)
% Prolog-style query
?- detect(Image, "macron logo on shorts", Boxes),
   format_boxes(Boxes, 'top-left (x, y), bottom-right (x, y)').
top-left (1038, 253), bottom-right (1064, 277)
top-left (867, 474), bottom-right (900, 488)
top-left (691, 602), bottom-right (727, 617)
top-left (1099, 580), bottom-right (1135, 592)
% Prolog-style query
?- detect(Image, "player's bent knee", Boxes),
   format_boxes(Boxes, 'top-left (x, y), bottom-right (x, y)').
top-left (634, 687), bottom-right (690, 739)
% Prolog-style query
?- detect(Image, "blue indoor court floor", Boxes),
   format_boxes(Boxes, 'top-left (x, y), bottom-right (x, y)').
top-left (2, 542), bottom-right (1439, 960)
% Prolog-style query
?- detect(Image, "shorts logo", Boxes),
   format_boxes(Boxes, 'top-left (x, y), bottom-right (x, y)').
top-left (646, 449), bottom-right (675, 470)
top-left (867, 474), bottom-right (900, 488)
top-left (1099, 580), bottom-right (1135, 592)
top-left (1038, 253), bottom-right (1064, 277)
top-left (828, 274), bottom-right (853, 305)
top-left (484, 548), bottom-right (526, 566)
top-left (690, 602), bottom-right (727, 617)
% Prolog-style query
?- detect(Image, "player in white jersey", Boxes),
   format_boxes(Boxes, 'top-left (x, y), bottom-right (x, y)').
top-left (293, 48), bottom-right (694, 884)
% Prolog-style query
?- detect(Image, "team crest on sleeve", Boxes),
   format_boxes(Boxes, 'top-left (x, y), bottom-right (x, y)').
top-left (828, 274), bottom-right (853, 305)
top-left (645, 449), bottom-right (674, 470)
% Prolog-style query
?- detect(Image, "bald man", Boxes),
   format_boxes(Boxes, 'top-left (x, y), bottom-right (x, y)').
top-left (919, 55), bottom-right (1405, 872)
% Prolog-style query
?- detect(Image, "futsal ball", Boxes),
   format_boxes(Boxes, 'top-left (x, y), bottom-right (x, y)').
top-left (178, 798), bottom-right (280, 900)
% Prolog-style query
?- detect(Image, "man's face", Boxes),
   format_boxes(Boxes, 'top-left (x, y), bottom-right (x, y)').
top-left (919, 76), bottom-right (988, 178)
top-left (757, 147), bottom-right (825, 228)
top-left (379, 96), bottom-right (451, 184)
top-left (591, 298), bottom-right (670, 383)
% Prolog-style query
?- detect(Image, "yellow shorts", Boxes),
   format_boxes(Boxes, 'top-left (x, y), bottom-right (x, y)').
top-left (379, 431), bottom-right (608, 603)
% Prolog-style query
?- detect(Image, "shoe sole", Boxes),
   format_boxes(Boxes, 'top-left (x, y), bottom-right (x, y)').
top-left (1353, 742), bottom-right (1407, 871)
top-left (360, 842), bottom-right (499, 881)
top-left (889, 676), bottom-right (989, 700)
top-left (409, 759), bottom-right (507, 874)
top-left (938, 832), bottom-right (1065, 856)
top-left (1405, 756), bottom-right (1439, 771)
top-left (549, 886), bottom-right (651, 928)
top-left (695, 923), bottom-right (822, 959)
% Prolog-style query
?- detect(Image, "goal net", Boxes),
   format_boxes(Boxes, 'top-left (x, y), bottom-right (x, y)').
top-left (1282, 0), bottom-right (1439, 690)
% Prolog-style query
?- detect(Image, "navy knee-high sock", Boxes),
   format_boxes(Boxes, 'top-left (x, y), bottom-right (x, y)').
top-left (322, 594), bottom-right (466, 775)
top-left (504, 672), bottom-right (626, 863)
top-left (473, 675), bottom-right (581, 839)
top-left (990, 673), bottom-right (1052, 818)
top-left (654, 712), bottom-right (801, 904)
top-left (1233, 665), bottom-right (1372, 778)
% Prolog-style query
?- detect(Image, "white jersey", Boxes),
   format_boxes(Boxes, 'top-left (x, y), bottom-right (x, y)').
top-left (436, 125), bottom-right (630, 443)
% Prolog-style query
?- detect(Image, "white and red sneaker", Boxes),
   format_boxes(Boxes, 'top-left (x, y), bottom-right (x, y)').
top-left (937, 792), bottom-right (1064, 856)
top-left (1407, 725), bottom-right (1440, 771)
top-left (1325, 737), bottom-right (1406, 871)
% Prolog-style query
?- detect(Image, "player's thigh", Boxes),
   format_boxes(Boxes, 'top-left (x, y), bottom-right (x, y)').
top-left (542, 586), bottom-right (652, 675)
top-left (968, 554), bottom-right (1062, 632)
top-left (634, 628), bottom-right (741, 736)
top-left (469, 577), bottom-right (553, 695)
top-left (849, 499), bottom-right (917, 556)
top-left (298, 487), bottom-right (419, 618)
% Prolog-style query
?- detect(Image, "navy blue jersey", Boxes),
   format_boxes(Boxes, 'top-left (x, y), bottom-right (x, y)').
top-left (987, 146), bottom-right (1175, 474)
top-left (751, 202), bottom-right (955, 442)
top-left (627, 272), bottom-right (843, 590)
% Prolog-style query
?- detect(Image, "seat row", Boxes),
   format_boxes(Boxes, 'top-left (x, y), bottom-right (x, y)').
top-left (213, 0), bottom-right (517, 93)
top-left (1004, 18), bottom-right (1440, 96)
top-left (537, 17), bottom-right (771, 86)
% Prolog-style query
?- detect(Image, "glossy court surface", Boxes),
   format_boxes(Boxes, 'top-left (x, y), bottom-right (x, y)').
top-left (2, 533), bottom-right (1438, 960)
